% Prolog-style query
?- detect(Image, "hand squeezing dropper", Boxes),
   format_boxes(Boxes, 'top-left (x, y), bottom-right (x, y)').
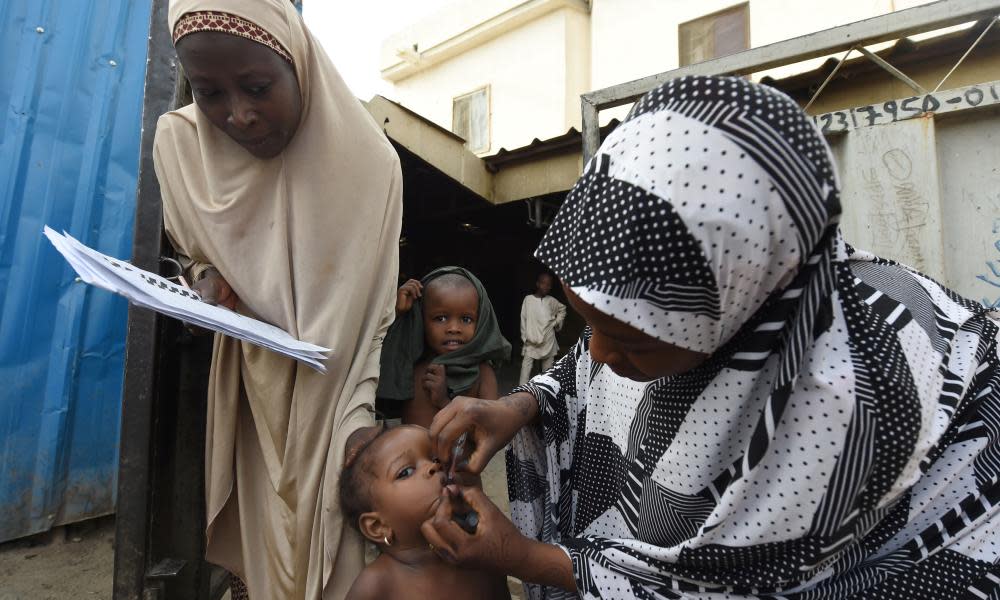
top-left (446, 432), bottom-right (479, 533)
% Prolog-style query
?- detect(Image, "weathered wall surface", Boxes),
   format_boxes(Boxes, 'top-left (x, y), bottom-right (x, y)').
top-left (0, 0), bottom-right (151, 541)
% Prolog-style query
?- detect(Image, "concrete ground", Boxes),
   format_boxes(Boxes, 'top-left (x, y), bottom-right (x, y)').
top-left (0, 516), bottom-right (115, 600)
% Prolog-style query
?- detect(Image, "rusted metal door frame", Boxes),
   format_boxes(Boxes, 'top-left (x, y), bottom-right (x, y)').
top-left (113, 0), bottom-right (222, 598)
top-left (113, 0), bottom-right (174, 595)
top-left (114, 2), bottom-right (307, 599)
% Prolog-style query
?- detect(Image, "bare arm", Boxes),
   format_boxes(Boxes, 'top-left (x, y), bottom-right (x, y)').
top-left (512, 540), bottom-right (576, 591)
top-left (520, 296), bottom-right (529, 342)
top-left (550, 298), bottom-right (567, 331)
top-left (477, 363), bottom-right (499, 400)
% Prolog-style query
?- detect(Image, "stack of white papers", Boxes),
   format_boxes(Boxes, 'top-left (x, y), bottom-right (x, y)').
top-left (44, 227), bottom-right (330, 372)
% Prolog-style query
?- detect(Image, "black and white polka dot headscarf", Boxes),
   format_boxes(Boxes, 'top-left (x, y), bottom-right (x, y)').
top-left (517, 76), bottom-right (1000, 599)
top-left (539, 75), bottom-right (841, 360)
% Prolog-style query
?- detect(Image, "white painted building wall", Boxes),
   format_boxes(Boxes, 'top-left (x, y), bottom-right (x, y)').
top-left (589, 0), bottom-right (935, 92)
top-left (380, 0), bottom-right (935, 154)
top-left (386, 6), bottom-right (590, 154)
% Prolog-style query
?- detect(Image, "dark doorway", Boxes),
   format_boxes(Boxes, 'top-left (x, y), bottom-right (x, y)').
top-left (392, 143), bottom-right (584, 395)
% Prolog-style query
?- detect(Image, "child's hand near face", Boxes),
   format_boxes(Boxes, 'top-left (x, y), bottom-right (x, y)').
top-left (423, 364), bottom-right (449, 408)
top-left (395, 279), bottom-right (423, 316)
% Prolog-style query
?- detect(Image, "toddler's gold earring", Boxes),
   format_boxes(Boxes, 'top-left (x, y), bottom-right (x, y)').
top-left (383, 534), bottom-right (392, 546)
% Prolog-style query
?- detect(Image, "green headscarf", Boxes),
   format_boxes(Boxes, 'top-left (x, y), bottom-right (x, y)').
top-left (377, 266), bottom-right (511, 401)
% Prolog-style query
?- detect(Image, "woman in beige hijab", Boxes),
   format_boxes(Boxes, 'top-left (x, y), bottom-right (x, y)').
top-left (153, 1), bottom-right (402, 598)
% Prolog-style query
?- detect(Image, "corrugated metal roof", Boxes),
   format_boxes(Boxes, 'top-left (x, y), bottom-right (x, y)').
top-left (761, 19), bottom-right (1000, 99)
top-left (484, 118), bottom-right (620, 170)
top-left (0, 0), bottom-right (151, 541)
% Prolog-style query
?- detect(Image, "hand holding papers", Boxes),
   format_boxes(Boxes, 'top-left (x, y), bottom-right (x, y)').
top-left (44, 227), bottom-right (330, 372)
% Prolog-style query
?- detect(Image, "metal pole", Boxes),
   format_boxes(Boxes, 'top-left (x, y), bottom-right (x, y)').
top-left (581, 96), bottom-right (601, 166)
top-left (116, 2), bottom-right (310, 598)
top-left (855, 46), bottom-right (927, 95)
top-left (113, 0), bottom-right (176, 596)
top-left (933, 16), bottom-right (999, 92)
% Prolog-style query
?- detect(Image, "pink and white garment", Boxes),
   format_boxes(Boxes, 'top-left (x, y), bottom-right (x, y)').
top-left (507, 76), bottom-right (1000, 600)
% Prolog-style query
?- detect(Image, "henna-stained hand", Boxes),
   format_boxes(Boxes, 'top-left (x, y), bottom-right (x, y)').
top-left (420, 485), bottom-right (576, 591)
top-left (428, 392), bottom-right (539, 475)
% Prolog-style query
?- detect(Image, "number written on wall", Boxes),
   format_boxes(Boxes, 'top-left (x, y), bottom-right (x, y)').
top-left (977, 219), bottom-right (1000, 310)
top-left (812, 81), bottom-right (1000, 134)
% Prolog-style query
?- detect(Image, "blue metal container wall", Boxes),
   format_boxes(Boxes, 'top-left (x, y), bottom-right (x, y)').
top-left (0, 0), bottom-right (152, 541)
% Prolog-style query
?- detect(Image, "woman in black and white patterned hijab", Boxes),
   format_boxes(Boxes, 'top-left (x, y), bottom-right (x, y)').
top-left (421, 76), bottom-right (1000, 600)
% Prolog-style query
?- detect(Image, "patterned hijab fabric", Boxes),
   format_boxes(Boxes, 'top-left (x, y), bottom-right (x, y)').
top-left (508, 76), bottom-right (1000, 599)
top-left (172, 10), bottom-right (293, 63)
top-left (157, 0), bottom-right (402, 597)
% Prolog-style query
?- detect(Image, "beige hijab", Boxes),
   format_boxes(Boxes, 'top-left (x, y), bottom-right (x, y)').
top-left (153, 1), bottom-right (402, 597)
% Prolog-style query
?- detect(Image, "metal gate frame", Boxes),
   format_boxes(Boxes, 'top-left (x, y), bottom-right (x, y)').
top-left (113, 0), bottom-right (223, 598)
top-left (114, 2), bottom-right (305, 599)
top-left (580, 0), bottom-right (1000, 163)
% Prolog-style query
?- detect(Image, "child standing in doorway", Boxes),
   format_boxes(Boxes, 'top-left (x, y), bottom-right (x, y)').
top-left (378, 267), bottom-right (511, 427)
top-left (519, 272), bottom-right (567, 384)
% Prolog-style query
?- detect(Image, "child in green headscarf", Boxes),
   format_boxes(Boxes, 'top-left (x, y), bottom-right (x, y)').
top-left (377, 267), bottom-right (511, 427)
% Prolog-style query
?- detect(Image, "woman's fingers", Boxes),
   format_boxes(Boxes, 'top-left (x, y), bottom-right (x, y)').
top-left (216, 284), bottom-right (239, 311)
top-left (453, 484), bottom-right (492, 514)
top-left (420, 485), bottom-right (526, 573)
top-left (420, 524), bottom-right (456, 564)
top-left (191, 269), bottom-right (237, 310)
top-left (431, 412), bottom-right (470, 469)
top-left (420, 489), bottom-right (463, 563)
top-left (429, 399), bottom-right (459, 443)
top-left (429, 397), bottom-right (508, 474)
top-left (437, 418), bottom-right (468, 463)
top-left (462, 439), bottom-right (494, 475)
top-left (192, 277), bottom-right (219, 304)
